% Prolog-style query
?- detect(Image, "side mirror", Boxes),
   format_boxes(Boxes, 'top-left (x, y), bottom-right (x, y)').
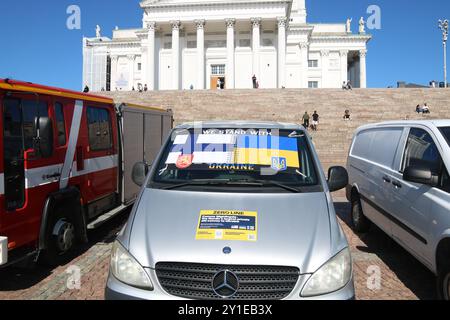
top-left (403, 165), bottom-right (438, 186)
top-left (132, 162), bottom-right (150, 187)
top-left (327, 166), bottom-right (349, 192)
top-left (37, 117), bottom-right (54, 158)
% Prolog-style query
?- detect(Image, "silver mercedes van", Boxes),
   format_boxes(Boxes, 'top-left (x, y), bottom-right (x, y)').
top-left (106, 121), bottom-right (353, 300)
top-left (347, 120), bottom-right (450, 300)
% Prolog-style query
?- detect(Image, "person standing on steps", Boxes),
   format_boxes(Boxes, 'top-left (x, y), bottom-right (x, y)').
top-left (302, 111), bottom-right (310, 130)
top-left (252, 75), bottom-right (257, 89)
top-left (217, 78), bottom-right (221, 90)
top-left (312, 111), bottom-right (320, 131)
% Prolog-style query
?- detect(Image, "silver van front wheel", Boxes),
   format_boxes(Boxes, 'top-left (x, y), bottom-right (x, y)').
top-left (351, 194), bottom-right (371, 233)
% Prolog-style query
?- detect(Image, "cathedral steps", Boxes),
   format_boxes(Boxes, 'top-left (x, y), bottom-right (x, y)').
top-left (99, 88), bottom-right (450, 189)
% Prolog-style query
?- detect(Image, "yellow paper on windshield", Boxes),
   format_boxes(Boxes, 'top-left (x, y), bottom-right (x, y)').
top-left (195, 210), bottom-right (257, 242)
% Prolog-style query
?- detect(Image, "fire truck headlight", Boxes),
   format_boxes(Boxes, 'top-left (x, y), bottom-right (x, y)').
top-left (110, 241), bottom-right (153, 290)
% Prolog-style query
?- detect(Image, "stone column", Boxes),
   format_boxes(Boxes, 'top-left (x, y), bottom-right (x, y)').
top-left (277, 17), bottom-right (287, 88)
top-left (359, 49), bottom-right (367, 88)
top-left (195, 19), bottom-right (206, 90)
top-left (340, 50), bottom-right (348, 87)
top-left (128, 54), bottom-right (136, 90)
top-left (110, 56), bottom-right (118, 90)
top-left (226, 19), bottom-right (236, 89)
top-left (171, 20), bottom-right (181, 90)
top-left (299, 43), bottom-right (309, 88)
top-left (320, 50), bottom-right (329, 88)
top-left (147, 21), bottom-right (156, 90)
top-left (251, 18), bottom-right (261, 79)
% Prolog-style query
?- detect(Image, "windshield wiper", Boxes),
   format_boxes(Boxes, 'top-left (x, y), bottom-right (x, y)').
top-left (161, 179), bottom-right (231, 190)
top-left (229, 179), bottom-right (302, 193)
top-left (160, 178), bottom-right (302, 193)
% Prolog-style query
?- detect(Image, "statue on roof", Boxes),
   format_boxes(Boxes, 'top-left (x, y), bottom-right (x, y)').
top-left (359, 17), bottom-right (366, 34)
top-left (346, 18), bottom-right (352, 33)
top-left (96, 25), bottom-right (101, 38)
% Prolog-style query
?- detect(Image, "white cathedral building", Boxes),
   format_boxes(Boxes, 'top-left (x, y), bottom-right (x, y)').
top-left (83, 0), bottom-right (371, 91)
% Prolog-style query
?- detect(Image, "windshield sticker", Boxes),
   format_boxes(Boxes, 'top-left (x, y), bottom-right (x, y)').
top-left (196, 134), bottom-right (237, 145)
top-left (208, 164), bottom-right (256, 171)
top-left (202, 129), bottom-right (272, 136)
top-left (166, 133), bottom-right (300, 169)
top-left (233, 148), bottom-right (299, 168)
top-left (196, 210), bottom-right (257, 242)
top-left (176, 154), bottom-right (194, 169)
top-left (271, 157), bottom-right (288, 171)
top-left (173, 134), bottom-right (189, 145)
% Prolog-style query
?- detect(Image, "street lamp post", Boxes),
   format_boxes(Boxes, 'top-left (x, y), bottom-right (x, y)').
top-left (438, 19), bottom-right (448, 88)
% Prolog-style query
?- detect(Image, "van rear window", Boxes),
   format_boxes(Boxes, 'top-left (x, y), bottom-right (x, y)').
top-left (351, 128), bottom-right (403, 168)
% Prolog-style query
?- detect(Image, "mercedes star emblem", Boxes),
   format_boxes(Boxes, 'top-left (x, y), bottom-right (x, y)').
top-left (212, 270), bottom-right (239, 298)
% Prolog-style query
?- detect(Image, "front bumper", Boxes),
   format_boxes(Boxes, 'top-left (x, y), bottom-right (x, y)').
top-left (105, 268), bottom-right (355, 301)
top-left (0, 236), bottom-right (8, 266)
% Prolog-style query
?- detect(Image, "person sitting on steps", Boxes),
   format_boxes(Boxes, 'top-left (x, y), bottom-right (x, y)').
top-left (342, 81), bottom-right (353, 90)
top-left (343, 110), bottom-right (351, 121)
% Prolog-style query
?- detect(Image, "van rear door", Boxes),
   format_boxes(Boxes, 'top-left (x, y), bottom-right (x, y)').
top-left (350, 127), bottom-right (404, 235)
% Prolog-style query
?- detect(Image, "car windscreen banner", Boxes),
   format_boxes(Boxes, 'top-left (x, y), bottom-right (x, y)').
top-left (164, 129), bottom-right (300, 172)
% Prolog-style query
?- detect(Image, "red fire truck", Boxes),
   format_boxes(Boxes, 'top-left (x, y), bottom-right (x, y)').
top-left (0, 79), bottom-right (173, 267)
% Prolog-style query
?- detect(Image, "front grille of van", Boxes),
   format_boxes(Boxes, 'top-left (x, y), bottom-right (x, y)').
top-left (155, 262), bottom-right (300, 300)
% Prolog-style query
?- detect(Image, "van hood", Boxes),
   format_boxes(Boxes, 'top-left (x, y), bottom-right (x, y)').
top-left (127, 188), bottom-right (343, 274)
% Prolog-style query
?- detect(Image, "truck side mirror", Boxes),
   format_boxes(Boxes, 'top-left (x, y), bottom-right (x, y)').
top-left (403, 165), bottom-right (438, 187)
top-left (327, 166), bottom-right (349, 192)
top-left (132, 162), bottom-right (149, 187)
top-left (38, 117), bottom-right (54, 158)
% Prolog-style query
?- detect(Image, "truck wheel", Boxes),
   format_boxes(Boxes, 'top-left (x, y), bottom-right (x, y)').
top-left (351, 194), bottom-right (371, 233)
top-left (437, 263), bottom-right (450, 300)
top-left (41, 210), bottom-right (78, 266)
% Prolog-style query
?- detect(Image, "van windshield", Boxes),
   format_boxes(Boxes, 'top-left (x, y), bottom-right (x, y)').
top-left (440, 127), bottom-right (450, 147)
top-left (150, 128), bottom-right (320, 191)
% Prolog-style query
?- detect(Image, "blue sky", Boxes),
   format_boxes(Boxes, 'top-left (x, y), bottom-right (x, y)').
top-left (0, 0), bottom-right (448, 89)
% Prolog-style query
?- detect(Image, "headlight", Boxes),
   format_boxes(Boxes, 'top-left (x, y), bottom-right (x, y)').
top-left (110, 241), bottom-right (153, 290)
top-left (301, 248), bottom-right (352, 297)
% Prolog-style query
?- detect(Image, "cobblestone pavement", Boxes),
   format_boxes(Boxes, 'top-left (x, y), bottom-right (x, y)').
top-left (0, 199), bottom-right (437, 300)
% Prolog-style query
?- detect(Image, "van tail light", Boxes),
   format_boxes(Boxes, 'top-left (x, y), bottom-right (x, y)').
top-left (76, 146), bottom-right (84, 171)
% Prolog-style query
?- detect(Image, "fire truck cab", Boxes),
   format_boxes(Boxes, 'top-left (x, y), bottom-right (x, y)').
top-left (0, 79), bottom-right (173, 267)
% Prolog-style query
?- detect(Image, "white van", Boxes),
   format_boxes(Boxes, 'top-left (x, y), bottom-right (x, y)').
top-left (346, 120), bottom-right (450, 300)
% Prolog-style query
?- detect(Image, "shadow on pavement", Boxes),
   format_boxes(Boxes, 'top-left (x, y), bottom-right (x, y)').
top-left (0, 208), bottom-right (130, 292)
top-left (334, 201), bottom-right (436, 300)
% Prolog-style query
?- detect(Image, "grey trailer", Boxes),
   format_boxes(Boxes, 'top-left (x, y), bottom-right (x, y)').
top-left (117, 103), bottom-right (173, 205)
